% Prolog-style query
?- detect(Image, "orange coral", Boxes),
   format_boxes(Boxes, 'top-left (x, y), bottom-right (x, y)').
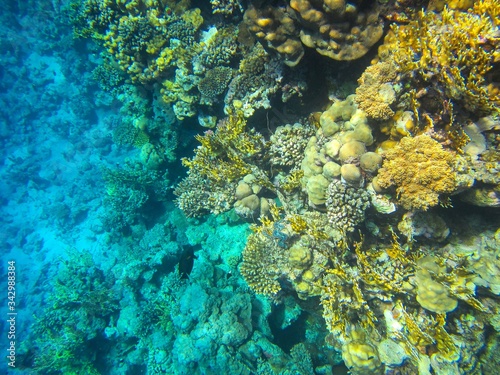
top-left (377, 135), bottom-right (457, 211)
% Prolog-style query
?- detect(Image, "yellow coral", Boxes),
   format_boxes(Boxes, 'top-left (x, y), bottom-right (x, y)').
top-left (377, 135), bottom-right (457, 211)
top-left (380, 4), bottom-right (500, 115)
top-left (355, 62), bottom-right (398, 121)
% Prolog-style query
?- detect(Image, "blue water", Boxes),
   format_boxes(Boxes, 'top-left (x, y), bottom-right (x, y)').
top-left (2, 1), bottom-right (500, 375)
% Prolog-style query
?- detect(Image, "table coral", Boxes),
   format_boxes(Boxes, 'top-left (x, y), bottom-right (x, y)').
top-left (376, 135), bottom-right (458, 211)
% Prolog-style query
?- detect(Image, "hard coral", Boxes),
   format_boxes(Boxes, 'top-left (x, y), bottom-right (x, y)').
top-left (269, 123), bottom-right (315, 170)
top-left (198, 66), bottom-right (233, 100)
top-left (380, 3), bottom-right (500, 117)
top-left (243, 4), bottom-right (304, 67)
top-left (289, 0), bottom-right (384, 61)
top-left (377, 135), bottom-right (457, 211)
top-left (240, 232), bottom-right (284, 296)
top-left (355, 61), bottom-right (398, 121)
top-left (325, 180), bottom-right (370, 232)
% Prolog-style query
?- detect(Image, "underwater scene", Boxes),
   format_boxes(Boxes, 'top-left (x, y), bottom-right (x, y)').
top-left (1, 0), bottom-right (500, 374)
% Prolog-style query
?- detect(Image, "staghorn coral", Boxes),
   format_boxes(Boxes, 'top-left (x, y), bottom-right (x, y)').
top-left (376, 135), bottom-right (458, 211)
top-left (355, 61), bottom-right (399, 121)
top-left (379, 2), bottom-right (500, 118)
top-left (325, 180), bottom-right (370, 233)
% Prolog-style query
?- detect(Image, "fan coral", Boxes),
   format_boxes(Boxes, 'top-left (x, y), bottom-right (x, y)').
top-left (376, 135), bottom-right (457, 211)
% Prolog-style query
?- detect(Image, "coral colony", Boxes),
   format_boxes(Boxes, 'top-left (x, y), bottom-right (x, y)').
top-left (3, 0), bottom-right (500, 374)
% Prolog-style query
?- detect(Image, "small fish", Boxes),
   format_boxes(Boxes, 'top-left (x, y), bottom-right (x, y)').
top-left (178, 245), bottom-right (197, 279)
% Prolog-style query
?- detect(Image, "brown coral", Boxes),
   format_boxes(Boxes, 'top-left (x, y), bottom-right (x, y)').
top-left (244, 0), bottom-right (384, 65)
top-left (243, 4), bottom-right (304, 67)
top-left (377, 135), bottom-right (457, 211)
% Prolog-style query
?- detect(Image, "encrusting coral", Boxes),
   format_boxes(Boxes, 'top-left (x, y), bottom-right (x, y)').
top-left (376, 135), bottom-right (458, 211)
top-left (244, 0), bottom-right (385, 64)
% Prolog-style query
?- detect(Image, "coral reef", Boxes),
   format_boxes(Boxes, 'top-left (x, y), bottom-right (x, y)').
top-left (325, 180), bottom-right (370, 233)
top-left (243, 4), bottom-right (304, 67)
top-left (16, 2), bottom-right (500, 375)
top-left (26, 251), bottom-right (118, 374)
top-left (289, 0), bottom-right (384, 61)
top-left (269, 123), bottom-right (314, 171)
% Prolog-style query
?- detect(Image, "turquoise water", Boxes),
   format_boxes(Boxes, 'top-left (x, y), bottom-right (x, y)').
top-left (1, 1), bottom-right (499, 375)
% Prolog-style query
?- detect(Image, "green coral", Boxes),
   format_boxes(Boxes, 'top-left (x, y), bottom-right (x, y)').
top-left (25, 251), bottom-right (118, 375)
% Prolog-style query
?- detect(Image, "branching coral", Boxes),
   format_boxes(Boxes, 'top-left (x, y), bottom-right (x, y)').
top-left (376, 135), bottom-right (458, 211)
top-left (224, 43), bottom-right (284, 117)
top-left (269, 123), bottom-right (314, 171)
top-left (174, 172), bottom-right (236, 217)
top-left (181, 111), bottom-right (265, 185)
top-left (29, 251), bottom-right (118, 374)
top-left (75, 0), bottom-right (202, 83)
top-left (379, 2), bottom-right (500, 117)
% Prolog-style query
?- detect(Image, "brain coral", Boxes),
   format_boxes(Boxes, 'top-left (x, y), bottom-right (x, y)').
top-left (377, 135), bottom-right (457, 211)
